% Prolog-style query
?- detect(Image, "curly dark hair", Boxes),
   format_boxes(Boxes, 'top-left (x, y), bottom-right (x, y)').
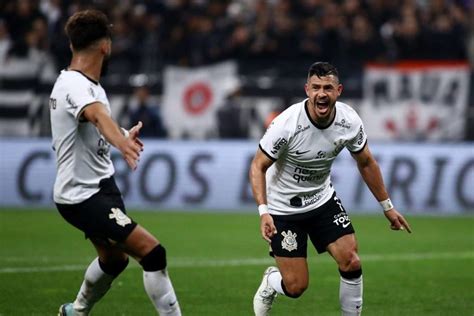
top-left (65, 10), bottom-right (112, 51)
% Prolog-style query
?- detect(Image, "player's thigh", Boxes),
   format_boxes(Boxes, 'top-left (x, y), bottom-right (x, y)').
top-left (270, 216), bottom-right (309, 288)
top-left (307, 194), bottom-right (355, 254)
top-left (274, 256), bottom-right (309, 288)
top-left (326, 233), bottom-right (360, 270)
top-left (119, 224), bottom-right (159, 261)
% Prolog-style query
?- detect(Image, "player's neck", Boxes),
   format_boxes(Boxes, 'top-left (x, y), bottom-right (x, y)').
top-left (307, 102), bottom-right (336, 128)
top-left (69, 53), bottom-right (103, 82)
top-left (315, 108), bottom-right (335, 127)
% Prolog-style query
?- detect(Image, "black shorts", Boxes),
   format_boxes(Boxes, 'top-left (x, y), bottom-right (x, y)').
top-left (56, 177), bottom-right (137, 244)
top-left (270, 193), bottom-right (355, 257)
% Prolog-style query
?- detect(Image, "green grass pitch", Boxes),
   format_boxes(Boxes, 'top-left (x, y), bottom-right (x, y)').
top-left (0, 209), bottom-right (473, 315)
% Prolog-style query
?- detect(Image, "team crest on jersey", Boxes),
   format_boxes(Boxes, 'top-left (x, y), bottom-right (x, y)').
top-left (281, 230), bottom-right (298, 252)
top-left (109, 208), bottom-right (131, 227)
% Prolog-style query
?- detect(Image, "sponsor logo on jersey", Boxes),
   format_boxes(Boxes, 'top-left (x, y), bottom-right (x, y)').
top-left (281, 230), bottom-right (298, 252)
top-left (109, 207), bottom-right (132, 227)
top-left (271, 138), bottom-right (288, 155)
top-left (290, 196), bottom-right (302, 207)
top-left (65, 94), bottom-right (78, 108)
top-left (293, 166), bottom-right (329, 183)
top-left (335, 119), bottom-right (351, 129)
top-left (333, 211), bottom-right (351, 228)
top-left (294, 124), bottom-right (310, 137)
top-left (315, 150), bottom-right (327, 159)
top-left (301, 190), bottom-right (324, 206)
top-left (97, 137), bottom-right (111, 158)
top-left (295, 149), bottom-right (310, 155)
top-left (356, 125), bottom-right (365, 145)
top-left (332, 139), bottom-right (346, 156)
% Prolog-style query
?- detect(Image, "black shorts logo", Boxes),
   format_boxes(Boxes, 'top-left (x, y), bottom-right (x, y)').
top-left (333, 212), bottom-right (351, 228)
top-left (281, 230), bottom-right (298, 252)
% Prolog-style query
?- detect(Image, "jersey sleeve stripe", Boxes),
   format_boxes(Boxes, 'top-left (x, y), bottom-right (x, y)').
top-left (259, 144), bottom-right (277, 161)
top-left (348, 139), bottom-right (367, 154)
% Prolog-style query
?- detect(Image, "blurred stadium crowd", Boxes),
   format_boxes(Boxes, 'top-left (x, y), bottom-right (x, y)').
top-left (0, 0), bottom-right (473, 138)
top-left (0, 0), bottom-right (472, 74)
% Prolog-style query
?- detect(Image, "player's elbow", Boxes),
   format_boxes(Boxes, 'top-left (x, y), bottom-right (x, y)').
top-left (357, 156), bottom-right (378, 172)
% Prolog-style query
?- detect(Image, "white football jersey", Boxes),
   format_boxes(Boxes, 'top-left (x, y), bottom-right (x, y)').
top-left (259, 100), bottom-right (367, 215)
top-left (50, 70), bottom-right (114, 204)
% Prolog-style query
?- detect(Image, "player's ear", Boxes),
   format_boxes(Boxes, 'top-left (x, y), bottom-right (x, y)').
top-left (100, 38), bottom-right (111, 55)
top-left (337, 83), bottom-right (343, 96)
top-left (304, 82), bottom-right (309, 97)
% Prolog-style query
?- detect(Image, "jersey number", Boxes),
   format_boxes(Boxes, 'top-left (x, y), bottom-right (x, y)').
top-left (49, 98), bottom-right (57, 110)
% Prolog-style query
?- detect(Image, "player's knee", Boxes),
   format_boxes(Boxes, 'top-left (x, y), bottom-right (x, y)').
top-left (98, 257), bottom-right (129, 277)
top-left (139, 244), bottom-right (167, 272)
top-left (339, 252), bottom-right (361, 272)
top-left (349, 256), bottom-right (362, 271)
top-left (282, 280), bottom-right (308, 298)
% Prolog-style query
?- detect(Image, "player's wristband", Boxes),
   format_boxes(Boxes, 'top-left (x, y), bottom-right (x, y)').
top-left (380, 198), bottom-right (394, 212)
top-left (258, 204), bottom-right (269, 216)
top-left (120, 127), bottom-right (130, 138)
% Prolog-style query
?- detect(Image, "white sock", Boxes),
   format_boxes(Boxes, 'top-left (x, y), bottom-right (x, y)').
top-left (143, 269), bottom-right (181, 315)
top-left (267, 270), bottom-right (285, 295)
top-left (339, 276), bottom-right (363, 316)
top-left (73, 258), bottom-right (115, 314)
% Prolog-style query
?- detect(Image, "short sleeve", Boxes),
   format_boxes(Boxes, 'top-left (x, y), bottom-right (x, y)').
top-left (65, 78), bottom-right (100, 120)
top-left (346, 120), bottom-right (368, 153)
top-left (259, 118), bottom-right (290, 161)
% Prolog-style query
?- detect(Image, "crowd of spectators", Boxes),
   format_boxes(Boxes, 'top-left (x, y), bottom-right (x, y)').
top-left (0, 0), bottom-right (472, 79)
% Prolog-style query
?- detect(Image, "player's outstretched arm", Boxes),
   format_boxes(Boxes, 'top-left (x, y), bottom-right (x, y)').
top-left (351, 144), bottom-right (412, 233)
top-left (82, 102), bottom-right (143, 170)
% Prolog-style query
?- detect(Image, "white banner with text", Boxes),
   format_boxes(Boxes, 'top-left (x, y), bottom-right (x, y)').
top-left (0, 139), bottom-right (473, 214)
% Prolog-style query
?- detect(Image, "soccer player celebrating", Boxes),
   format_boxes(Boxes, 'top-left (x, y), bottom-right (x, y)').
top-left (50, 10), bottom-right (181, 315)
top-left (249, 62), bottom-right (411, 316)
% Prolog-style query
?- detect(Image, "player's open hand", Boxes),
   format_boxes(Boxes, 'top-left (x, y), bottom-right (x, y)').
top-left (120, 139), bottom-right (142, 170)
top-left (384, 208), bottom-right (412, 233)
top-left (119, 121), bottom-right (144, 170)
top-left (260, 213), bottom-right (277, 243)
top-left (129, 121), bottom-right (144, 150)
top-left (117, 134), bottom-right (142, 171)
